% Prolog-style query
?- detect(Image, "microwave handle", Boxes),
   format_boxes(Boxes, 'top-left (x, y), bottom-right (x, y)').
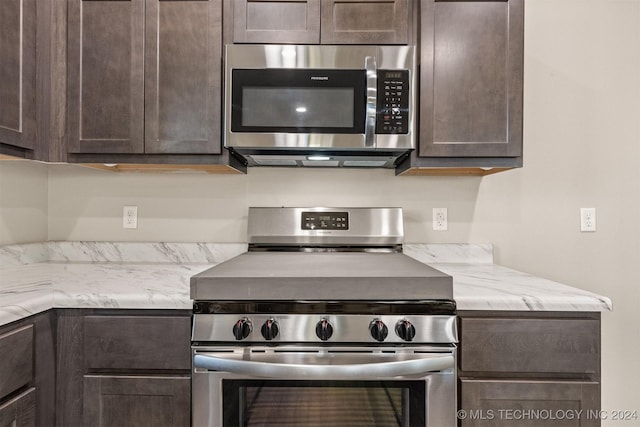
top-left (193, 353), bottom-right (453, 380)
top-left (365, 56), bottom-right (377, 148)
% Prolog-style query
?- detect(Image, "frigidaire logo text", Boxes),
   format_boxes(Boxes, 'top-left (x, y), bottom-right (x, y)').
top-left (310, 76), bottom-right (329, 81)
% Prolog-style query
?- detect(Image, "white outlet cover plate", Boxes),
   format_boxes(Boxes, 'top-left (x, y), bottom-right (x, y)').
top-left (433, 208), bottom-right (448, 231)
top-left (123, 206), bottom-right (138, 229)
top-left (580, 207), bottom-right (596, 232)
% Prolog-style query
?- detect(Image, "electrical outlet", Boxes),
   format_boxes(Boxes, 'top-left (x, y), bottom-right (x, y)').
top-left (433, 208), bottom-right (448, 231)
top-left (580, 208), bottom-right (596, 232)
top-left (123, 206), bottom-right (138, 229)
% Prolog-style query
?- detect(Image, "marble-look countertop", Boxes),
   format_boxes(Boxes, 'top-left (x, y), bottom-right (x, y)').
top-left (403, 245), bottom-right (613, 312)
top-left (0, 242), bottom-right (612, 328)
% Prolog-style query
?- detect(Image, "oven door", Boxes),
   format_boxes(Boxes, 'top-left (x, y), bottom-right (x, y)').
top-left (192, 346), bottom-right (456, 427)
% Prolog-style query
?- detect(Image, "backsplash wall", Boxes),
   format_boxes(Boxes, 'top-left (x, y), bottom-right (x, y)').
top-left (46, 164), bottom-right (483, 244)
top-left (0, 160), bottom-right (48, 245)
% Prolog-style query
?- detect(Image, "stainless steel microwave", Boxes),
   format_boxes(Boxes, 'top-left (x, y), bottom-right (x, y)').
top-left (224, 45), bottom-right (416, 168)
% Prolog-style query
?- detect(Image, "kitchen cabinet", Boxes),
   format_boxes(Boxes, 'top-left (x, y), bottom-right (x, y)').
top-left (399, 0), bottom-right (524, 175)
top-left (228, 0), bottom-right (411, 45)
top-left (457, 311), bottom-right (601, 427)
top-left (0, 0), bottom-right (37, 158)
top-left (0, 388), bottom-right (36, 427)
top-left (67, 0), bottom-right (223, 160)
top-left (0, 312), bottom-right (55, 427)
top-left (84, 376), bottom-right (190, 427)
top-left (56, 309), bottom-right (192, 427)
top-left (0, 325), bottom-right (33, 401)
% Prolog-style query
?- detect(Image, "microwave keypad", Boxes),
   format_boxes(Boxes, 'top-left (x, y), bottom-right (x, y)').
top-left (376, 70), bottom-right (410, 134)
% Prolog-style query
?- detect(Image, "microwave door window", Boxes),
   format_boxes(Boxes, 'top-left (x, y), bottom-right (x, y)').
top-left (230, 68), bottom-right (367, 134)
top-left (241, 87), bottom-right (355, 130)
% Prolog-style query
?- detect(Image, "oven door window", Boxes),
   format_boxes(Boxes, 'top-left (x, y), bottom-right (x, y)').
top-left (222, 380), bottom-right (425, 427)
top-left (231, 69), bottom-right (366, 134)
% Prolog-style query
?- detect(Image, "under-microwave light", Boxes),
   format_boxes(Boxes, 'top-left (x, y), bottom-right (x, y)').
top-left (296, 107), bottom-right (307, 113)
top-left (281, 48), bottom-right (296, 58)
top-left (307, 155), bottom-right (333, 161)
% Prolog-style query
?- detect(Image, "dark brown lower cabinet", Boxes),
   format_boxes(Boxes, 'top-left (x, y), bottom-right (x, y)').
top-left (0, 312), bottom-right (55, 427)
top-left (458, 311), bottom-right (602, 427)
top-left (56, 309), bottom-right (192, 427)
top-left (83, 375), bottom-right (190, 427)
top-left (0, 325), bottom-right (33, 399)
top-left (460, 379), bottom-right (600, 427)
top-left (0, 388), bottom-right (36, 427)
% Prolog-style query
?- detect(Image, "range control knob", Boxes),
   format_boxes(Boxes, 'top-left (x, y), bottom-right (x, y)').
top-left (315, 318), bottom-right (334, 341)
top-left (395, 319), bottom-right (416, 342)
top-left (369, 319), bottom-right (388, 342)
top-left (232, 318), bottom-right (252, 341)
top-left (260, 318), bottom-right (279, 340)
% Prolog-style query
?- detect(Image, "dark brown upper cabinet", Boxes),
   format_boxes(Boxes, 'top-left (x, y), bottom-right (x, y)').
top-left (67, 0), bottom-right (144, 154)
top-left (67, 0), bottom-right (221, 156)
top-left (229, 0), bottom-right (411, 45)
top-left (144, 0), bottom-right (221, 154)
top-left (0, 0), bottom-right (37, 157)
top-left (409, 0), bottom-right (524, 172)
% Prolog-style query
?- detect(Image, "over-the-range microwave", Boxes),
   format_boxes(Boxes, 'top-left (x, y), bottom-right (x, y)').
top-left (224, 44), bottom-right (416, 168)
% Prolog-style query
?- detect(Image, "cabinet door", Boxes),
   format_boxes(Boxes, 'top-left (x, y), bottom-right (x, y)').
top-left (232, 0), bottom-right (320, 43)
top-left (145, 0), bottom-right (222, 154)
top-left (0, 388), bottom-right (36, 427)
top-left (419, 0), bottom-right (524, 158)
top-left (460, 379), bottom-right (600, 427)
top-left (83, 376), bottom-right (190, 427)
top-left (0, 0), bottom-right (36, 151)
top-left (0, 325), bottom-right (33, 399)
top-left (321, 0), bottom-right (409, 44)
top-left (67, 0), bottom-right (145, 154)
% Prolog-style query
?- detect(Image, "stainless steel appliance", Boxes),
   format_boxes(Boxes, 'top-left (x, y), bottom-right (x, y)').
top-left (191, 208), bottom-right (457, 426)
top-left (224, 45), bottom-right (416, 168)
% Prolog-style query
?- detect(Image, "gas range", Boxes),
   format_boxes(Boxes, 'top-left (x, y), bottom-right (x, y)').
top-left (190, 207), bottom-right (457, 427)
top-left (191, 207), bottom-right (456, 345)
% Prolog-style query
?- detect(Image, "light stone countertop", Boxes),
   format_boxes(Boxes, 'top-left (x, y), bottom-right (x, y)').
top-left (0, 242), bottom-right (612, 328)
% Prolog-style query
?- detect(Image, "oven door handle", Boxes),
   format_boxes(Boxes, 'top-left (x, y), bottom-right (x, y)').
top-left (193, 354), bottom-right (454, 379)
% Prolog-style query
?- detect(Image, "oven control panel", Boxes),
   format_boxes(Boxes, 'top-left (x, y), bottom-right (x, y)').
top-left (301, 211), bottom-right (349, 230)
top-left (192, 314), bottom-right (457, 344)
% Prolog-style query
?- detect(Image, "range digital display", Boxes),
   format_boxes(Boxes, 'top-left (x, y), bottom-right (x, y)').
top-left (301, 212), bottom-right (349, 230)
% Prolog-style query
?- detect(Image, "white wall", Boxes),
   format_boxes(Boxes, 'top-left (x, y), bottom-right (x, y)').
top-left (1, 0), bottom-right (639, 423)
top-left (47, 165), bottom-right (483, 243)
top-left (0, 160), bottom-right (48, 245)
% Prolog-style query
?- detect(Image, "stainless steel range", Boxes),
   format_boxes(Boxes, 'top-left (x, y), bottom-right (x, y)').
top-left (191, 207), bottom-right (457, 427)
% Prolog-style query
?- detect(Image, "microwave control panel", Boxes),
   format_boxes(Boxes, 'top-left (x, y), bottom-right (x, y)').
top-left (376, 70), bottom-right (410, 134)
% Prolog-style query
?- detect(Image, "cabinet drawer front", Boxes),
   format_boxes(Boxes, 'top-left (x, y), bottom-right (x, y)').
top-left (84, 316), bottom-right (191, 371)
top-left (460, 317), bottom-right (599, 374)
top-left (0, 325), bottom-right (33, 398)
top-left (0, 387), bottom-right (36, 427)
top-left (460, 379), bottom-right (600, 427)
